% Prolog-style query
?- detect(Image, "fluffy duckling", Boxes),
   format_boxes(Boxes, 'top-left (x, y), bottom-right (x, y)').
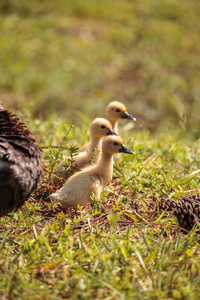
top-left (55, 118), bottom-right (117, 175)
top-left (50, 135), bottom-right (134, 207)
top-left (105, 101), bottom-right (136, 133)
top-left (0, 105), bottom-right (43, 217)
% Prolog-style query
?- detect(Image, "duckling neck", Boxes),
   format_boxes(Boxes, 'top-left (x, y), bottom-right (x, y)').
top-left (95, 153), bottom-right (114, 184)
top-left (109, 120), bottom-right (118, 133)
top-left (89, 135), bottom-right (101, 149)
top-left (112, 122), bottom-right (118, 133)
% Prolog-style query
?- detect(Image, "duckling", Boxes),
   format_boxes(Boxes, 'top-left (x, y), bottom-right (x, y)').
top-left (105, 101), bottom-right (136, 133)
top-left (55, 118), bottom-right (117, 175)
top-left (50, 135), bottom-right (134, 207)
top-left (0, 105), bottom-right (43, 217)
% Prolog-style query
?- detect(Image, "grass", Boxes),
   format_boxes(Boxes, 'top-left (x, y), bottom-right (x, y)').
top-left (0, 118), bottom-right (200, 299)
top-left (1, 0), bottom-right (200, 298)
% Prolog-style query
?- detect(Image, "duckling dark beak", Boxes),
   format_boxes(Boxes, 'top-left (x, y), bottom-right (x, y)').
top-left (122, 111), bottom-right (136, 121)
top-left (119, 145), bottom-right (135, 155)
top-left (106, 129), bottom-right (119, 136)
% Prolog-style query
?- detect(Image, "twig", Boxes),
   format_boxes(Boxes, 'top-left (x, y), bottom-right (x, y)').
top-left (40, 146), bottom-right (69, 149)
top-left (49, 125), bottom-right (74, 173)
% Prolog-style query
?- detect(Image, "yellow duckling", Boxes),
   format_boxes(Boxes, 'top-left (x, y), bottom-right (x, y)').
top-left (105, 101), bottom-right (136, 133)
top-left (55, 118), bottom-right (117, 175)
top-left (50, 135), bottom-right (135, 207)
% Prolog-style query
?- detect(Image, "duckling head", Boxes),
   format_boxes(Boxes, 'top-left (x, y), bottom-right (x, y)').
top-left (90, 118), bottom-right (118, 139)
top-left (102, 135), bottom-right (135, 156)
top-left (105, 101), bottom-right (136, 124)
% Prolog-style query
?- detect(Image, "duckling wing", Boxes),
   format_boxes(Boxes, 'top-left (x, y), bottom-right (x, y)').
top-left (90, 174), bottom-right (103, 199)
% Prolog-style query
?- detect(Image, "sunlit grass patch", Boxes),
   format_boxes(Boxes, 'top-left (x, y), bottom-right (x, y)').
top-left (1, 118), bottom-right (200, 298)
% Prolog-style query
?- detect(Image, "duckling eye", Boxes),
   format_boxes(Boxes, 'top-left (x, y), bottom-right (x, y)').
top-left (113, 142), bottom-right (118, 146)
top-left (116, 109), bottom-right (120, 112)
top-left (101, 125), bottom-right (106, 129)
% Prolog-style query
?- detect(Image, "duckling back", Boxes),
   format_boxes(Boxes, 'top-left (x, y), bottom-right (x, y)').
top-left (54, 149), bottom-right (98, 176)
top-left (51, 170), bottom-right (102, 207)
top-left (0, 105), bottom-right (43, 216)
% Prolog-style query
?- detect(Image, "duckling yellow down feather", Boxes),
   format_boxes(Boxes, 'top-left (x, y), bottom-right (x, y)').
top-left (55, 118), bottom-right (117, 175)
top-left (105, 101), bottom-right (136, 133)
top-left (50, 135), bottom-right (135, 207)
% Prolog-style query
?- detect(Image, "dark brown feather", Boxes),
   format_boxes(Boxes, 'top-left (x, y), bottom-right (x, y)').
top-left (0, 105), bottom-right (43, 216)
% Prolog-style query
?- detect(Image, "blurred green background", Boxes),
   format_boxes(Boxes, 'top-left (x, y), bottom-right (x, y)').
top-left (0, 0), bottom-right (199, 135)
